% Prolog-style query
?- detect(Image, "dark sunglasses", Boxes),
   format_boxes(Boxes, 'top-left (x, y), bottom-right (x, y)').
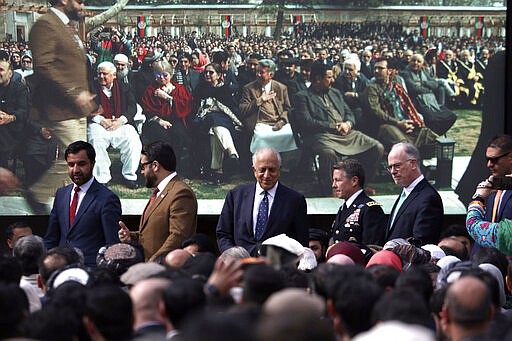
top-left (486, 152), bottom-right (511, 164)
top-left (156, 72), bottom-right (170, 78)
top-left (140, 160), bottom-right (153, 170)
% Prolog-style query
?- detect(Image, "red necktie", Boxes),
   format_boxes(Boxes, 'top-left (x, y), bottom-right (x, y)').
top-left (143, 187), bottom-right (159, 221)
top-left (69, 186), bottom-right (80, 226)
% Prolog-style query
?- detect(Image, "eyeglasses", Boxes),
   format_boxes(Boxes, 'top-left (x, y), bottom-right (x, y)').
top-left (140, 160), bottom-right (153, 170)
top-left (387, 159), bottom-right (414, 172)
top-left (486, 152), bottom-right (511, 164)
top-left (156, 72), bottom-right (170, 78)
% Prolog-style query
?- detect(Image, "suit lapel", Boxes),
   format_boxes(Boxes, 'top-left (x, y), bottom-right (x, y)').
top-left (61, 185), bottom-right (74, 233)
top-left (243, 185), bottom-right (257, 239)
top-left (140, 178), bottom-right (176, 232)
top-left (389, 179), bottom-right (427, 229)
top-left (71, 182), bottom-right (97, 228)
top-left (497, 190), bottom-right (512, 221)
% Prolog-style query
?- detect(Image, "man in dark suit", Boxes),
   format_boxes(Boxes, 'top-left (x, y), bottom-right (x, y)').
top-left (44, 141), bottom-right (121, 267)
top-left (129, 278), bottom-right (170, 340)
top-left (360, 50), bottom-right (374, 80)
top-left (483, 135), bottom-right (512, 222)
top-left (294, 62), bottom-right (383, 192)
top-left (332, 159), bottom-right (386, 246)
top-left (173, 52), bottom-right (200, 93)
top-left (400, 53), bottom-right (457, 135)
top-left (333, 58), bottom-right (369, 126)
top-left (118, 141), bottom-right (197, 262)
top-left (28, 0), bottom-right (97, 213)
top-left (216, 148), bottom-right (309, 256)
top-left (386, 142), bottom-right (443, 245)
top-left (88, 61), bottom-right (142, 189)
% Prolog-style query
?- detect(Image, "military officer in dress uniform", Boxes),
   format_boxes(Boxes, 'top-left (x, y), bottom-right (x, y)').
top-left (331, 159), bottom-right (387, 246)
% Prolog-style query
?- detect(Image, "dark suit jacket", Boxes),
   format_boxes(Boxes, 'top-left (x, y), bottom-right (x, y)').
top-left (44, 179), bottom-right (121, 267)
top-left (333, 74), bottom-right (368, 111)
top-left (294, 87), bottom-right (355, 138)
top-left (333, 191), bottom-right (387, 245)
top-left (484, 190), bottom-right (512, 222)
top-left (132, 176), bottom-right (197, 262)
top-left (29, 10), bottom-right (92, 121)
top-left (216, 182), bottom-right (309, 256)
top-left (175, 68), bottom-right (200, 93)
top-left (360, 62), bottom-right (374, 81)
top-left (0, 79), bottom-right (30, 154)
top-left (386, 178), bottom-right (444, 245)
top-left (131, 323), bottom-right (167, 341)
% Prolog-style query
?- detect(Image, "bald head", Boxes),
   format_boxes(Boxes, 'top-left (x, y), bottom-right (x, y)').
top-left (130, 278), bottom-right (171, 328)
top-left (164, 249), bottom-right (192, 268)
top-left (444, 276), bottom-right (493, 328)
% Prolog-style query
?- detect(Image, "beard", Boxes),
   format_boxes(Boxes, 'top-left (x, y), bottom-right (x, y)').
top-left (117, 69), bottom-right (129, 79)
top-left (144, 172), bottom-right (158, 189)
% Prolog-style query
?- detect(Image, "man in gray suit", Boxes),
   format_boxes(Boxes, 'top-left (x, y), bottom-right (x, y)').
top-left (294, 62), bottom-right (384, 192)
top-left (28, 0), bottom-right (97, 213)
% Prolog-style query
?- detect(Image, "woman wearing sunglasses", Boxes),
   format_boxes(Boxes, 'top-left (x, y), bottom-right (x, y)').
top-left (141, 60), bottom-right (193, 173)
top-left (193, 63), bottom-right (243, 184)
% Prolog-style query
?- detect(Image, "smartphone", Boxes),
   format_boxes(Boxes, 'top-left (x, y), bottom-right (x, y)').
top-left (491, 177), bottom-right (512, 190)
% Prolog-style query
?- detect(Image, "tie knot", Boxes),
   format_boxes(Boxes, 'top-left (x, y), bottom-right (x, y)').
top-left (152, 187), bottom-right (159, 197)
top-left (74, 186), bottom-right (80, 193)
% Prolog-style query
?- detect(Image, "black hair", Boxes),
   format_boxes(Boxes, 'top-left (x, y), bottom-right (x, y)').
top-left (310, 61), bottom-right (331, 82)
top-left (142, 141), bottom-right (176, 172)
top-left (243, 263), bottom-right (286, 305)
top-left (372, 288), bottom-right (431, 328)
top-left (65, 140), bottom-right (96, 163)
top-left (332, 275), bottom-right (383, 337)
top-left (162, 278), bottom-right (206, 329)
top-left (84, 285), bottom-right (133, 340)
top-left (212, 51), bottom-right (229, 64)
top-left (5, 221), bottom-right (30, 240)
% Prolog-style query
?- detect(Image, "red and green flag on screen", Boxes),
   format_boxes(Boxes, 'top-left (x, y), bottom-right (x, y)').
top-left (221, 15), bottom-right (232, 37)
top-left (138, 16), bottom-right (148, 37)
top-left (419, 16), bottom-right (430, 38)
top-left (475, 17), bottom-right (484, 38)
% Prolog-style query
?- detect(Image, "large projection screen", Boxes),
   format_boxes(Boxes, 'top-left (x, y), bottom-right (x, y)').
top-left (0, 4), bottom-right (507, 217)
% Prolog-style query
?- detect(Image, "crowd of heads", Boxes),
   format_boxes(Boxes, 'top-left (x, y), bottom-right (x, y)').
top-left (2, 220), bottom-right (512, 340)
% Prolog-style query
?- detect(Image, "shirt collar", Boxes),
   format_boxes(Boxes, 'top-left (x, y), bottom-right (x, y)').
top-left (255, 181), bottom-right (278, 199)
top-left (404, 174), bottom-right (424, 196)
top-left (156, 172), bottom-right (177, 194)
top-left (345, 189), bottom-right (364, 208)
top-left (50, 7), bottom-right (70, 26)
top-left (73, 176), bottom-right (94, 193)
top-left (262, 81), bottom-right (272, 94)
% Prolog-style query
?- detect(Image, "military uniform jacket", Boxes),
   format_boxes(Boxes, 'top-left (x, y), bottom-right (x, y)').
top-left (332, 191), bottom-right (387, 246)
